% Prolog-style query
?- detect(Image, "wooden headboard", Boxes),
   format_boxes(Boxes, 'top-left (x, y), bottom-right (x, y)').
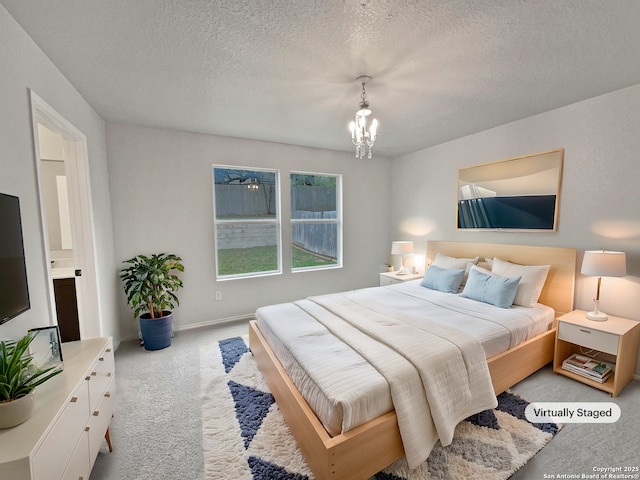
top-left (426, 241), bottom-right (576, 316)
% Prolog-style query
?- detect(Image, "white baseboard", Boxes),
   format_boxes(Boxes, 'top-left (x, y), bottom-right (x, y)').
top-left (176, 314), bottom-right (254, 332)
top-left (118, 314), bottom-right (255, 344)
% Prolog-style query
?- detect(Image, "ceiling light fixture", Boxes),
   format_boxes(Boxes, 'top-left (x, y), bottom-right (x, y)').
top-left (349, 75), bottom-right (378, 159)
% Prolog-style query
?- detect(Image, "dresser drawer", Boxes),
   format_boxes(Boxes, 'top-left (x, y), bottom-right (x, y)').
top-left (558, 321), bottom-right (619, 355)
top-left (88, 343), bottom-right (115, 411)
top-left (88, 377), bottom-right (116, 468)
top-left (61, 429), bottom-right (89, 480)
top-left (32, 381), bottom-right (89, 480)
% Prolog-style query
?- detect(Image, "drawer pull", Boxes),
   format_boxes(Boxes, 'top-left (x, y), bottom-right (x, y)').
top-left (85, 426), bottom-right (90, 432)
top-left (105, 392), bottom-right (111, 398)
top-left (85, 376), bottom-right (91, 381)
top-left (91, 371), bottom-right (97, 376)
top-left (107, 372), bottom-right (112, 377)
top-left (70, 397), bottom-right (78, 403)
top-left (93, 410), bottom-right (100, 416)
top-left (579, 329), bottom-right (592, 334)
top-left (99, 357), bottom-right (104, 361)
top-left (106, 348), bottom-right (112, 353)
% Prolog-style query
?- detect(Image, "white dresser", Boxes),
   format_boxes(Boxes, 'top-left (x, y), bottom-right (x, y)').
top-left (0, 337), bottom-right (115, 480)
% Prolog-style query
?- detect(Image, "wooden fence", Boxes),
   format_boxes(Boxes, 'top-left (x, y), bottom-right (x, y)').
top-left (215, 185), bottom-right (337, 259)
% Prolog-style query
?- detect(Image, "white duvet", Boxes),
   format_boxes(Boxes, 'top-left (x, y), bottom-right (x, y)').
top-left (255, 281), bottom-right (554, 469)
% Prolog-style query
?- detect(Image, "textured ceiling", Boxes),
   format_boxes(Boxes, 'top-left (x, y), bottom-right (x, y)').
top-left (3, 0), bottom-right (640, 157)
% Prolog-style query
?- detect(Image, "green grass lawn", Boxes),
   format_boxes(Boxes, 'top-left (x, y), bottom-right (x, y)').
top-left (218, 245), bottom-right (335, 275)
top-left (291, 245), bottom-right (336, 269)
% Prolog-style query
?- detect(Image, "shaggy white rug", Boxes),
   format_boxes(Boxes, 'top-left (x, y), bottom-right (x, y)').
top-left (201, 337), bottom-right (561, 480)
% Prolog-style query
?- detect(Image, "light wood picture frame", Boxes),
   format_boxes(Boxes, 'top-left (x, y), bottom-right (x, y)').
top-left (457, 149), bottom-right (564, 231)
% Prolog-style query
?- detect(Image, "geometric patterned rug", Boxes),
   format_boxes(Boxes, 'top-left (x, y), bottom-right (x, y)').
top-left (200, 336), bottom-right (561, 480)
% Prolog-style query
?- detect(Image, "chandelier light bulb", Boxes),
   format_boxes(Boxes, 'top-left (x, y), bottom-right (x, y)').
top-left (369, 118), bottom-right (378, 139)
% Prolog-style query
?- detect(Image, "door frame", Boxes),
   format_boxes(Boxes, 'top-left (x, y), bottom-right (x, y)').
top-left (29, 90), bottom-right (102, 339)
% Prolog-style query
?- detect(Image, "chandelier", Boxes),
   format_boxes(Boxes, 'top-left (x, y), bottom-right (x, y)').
top-left (348, 75), bottom-right (378, 159)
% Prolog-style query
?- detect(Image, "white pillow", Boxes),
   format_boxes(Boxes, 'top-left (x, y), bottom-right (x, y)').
top-left (470, 264), bottom-right (493, 276)
top-left (432, 253), bottom-right (480, 289)
top-left (491, 257), bottom-right (550, 307)
top-left (432, 253), bottom-right (479, 270)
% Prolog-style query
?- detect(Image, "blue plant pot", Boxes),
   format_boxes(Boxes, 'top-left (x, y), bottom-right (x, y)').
top-left (139, 311), bottom-right (173, 351)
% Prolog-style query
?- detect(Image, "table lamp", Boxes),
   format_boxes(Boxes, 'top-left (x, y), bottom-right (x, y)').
top-left (391, 241), bottom-right (414, 275)
top-left (580, 250), bottom-right (626, 321)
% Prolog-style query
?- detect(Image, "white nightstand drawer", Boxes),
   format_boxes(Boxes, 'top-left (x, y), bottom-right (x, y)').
top-left (379, 272), bottom-right (422, 286)
top-left (380, 275), bottom-right (397, 286)
top-left (558, 321), bottom-right (619, 355)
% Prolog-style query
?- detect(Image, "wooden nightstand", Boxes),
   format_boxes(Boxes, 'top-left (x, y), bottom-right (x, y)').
top-left (379, 271), bottom-right (422, 286)
top-left (553, 310), bottom-right (640, 397)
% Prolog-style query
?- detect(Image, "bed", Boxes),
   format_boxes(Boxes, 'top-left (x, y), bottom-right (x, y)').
top-left (249, 241), bottom-right (576, 480)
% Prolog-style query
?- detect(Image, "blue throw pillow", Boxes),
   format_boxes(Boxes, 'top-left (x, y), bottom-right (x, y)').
top-left (461, 267), bottom-right (521, 308)
top-left (420, 265), bottom-right (465, 294)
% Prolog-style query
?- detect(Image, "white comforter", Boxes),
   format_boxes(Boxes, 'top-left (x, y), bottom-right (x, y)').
top-left (297, 287), bottom-right (498, 469)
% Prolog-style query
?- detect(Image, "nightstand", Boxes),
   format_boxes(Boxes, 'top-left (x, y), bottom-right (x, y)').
top-left (553, 310), bottom-right (640, 397)
top-left (379, 271), bottom-right (422, 286)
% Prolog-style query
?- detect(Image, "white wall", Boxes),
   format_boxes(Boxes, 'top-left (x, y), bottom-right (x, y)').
top-left (0, 5), bottom-right (120, 342)
top-left (391, 83), bottom-right (640, 373)
top-left (106, 123), bottom-right (392, 337)
top-left (5, 0), bottom-right (638, 369)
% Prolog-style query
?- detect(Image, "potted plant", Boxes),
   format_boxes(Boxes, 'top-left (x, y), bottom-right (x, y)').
top-left (0, 334), bottom-right (63, 428)
top-left (120, 253), bottom-right (185, 351)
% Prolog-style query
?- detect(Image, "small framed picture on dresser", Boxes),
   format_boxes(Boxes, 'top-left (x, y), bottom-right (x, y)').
top-left (28, 325), bottom-right (64, 370)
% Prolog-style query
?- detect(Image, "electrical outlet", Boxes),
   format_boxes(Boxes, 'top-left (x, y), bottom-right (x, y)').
top-left (215, 291), bottom-right (222, 301)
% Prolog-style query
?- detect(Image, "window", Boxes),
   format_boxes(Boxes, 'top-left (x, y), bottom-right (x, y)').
top-left (290, 172), bottom-right (342, 271)
top-left (213, 166), bottom-right (280, 279)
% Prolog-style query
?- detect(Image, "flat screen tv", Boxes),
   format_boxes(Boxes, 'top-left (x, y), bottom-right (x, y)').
top-left (0, 193), bottom-right (31, 325)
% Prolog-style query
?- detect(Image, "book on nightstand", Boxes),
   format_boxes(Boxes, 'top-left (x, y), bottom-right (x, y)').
top-left (562, 353), bottom-right (615, 384)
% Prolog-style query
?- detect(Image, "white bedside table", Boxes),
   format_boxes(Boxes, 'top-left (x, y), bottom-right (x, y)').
top-left (379, 271), bottom-right (422, 286)
top-left (553, 310), bottom-right (640, 397)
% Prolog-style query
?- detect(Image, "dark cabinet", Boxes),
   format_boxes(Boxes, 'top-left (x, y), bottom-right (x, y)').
top-left (53, 278), bottom-right (81, 342)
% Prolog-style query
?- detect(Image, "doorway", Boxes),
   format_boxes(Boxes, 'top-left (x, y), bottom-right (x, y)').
top-left (30, 91), bottom-right (102, 340)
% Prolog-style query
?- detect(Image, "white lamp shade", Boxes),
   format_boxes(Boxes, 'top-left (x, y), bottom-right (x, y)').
top-left (581, 250), bottom-right (627, 277)
top-left (391, 241), bottom-right (414, 255)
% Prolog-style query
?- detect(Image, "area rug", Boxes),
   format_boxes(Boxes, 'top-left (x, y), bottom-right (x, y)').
top-left (200, 336), bottom-right (561, 480)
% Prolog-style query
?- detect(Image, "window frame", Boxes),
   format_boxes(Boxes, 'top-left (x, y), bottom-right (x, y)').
top-left (212, 164), bottom-right (282, 280)
top-left (290, 171), bottom-right (343, 273)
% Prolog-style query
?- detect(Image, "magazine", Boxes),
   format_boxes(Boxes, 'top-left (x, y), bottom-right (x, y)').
top-left (562, 353), bottom-right (614, 383)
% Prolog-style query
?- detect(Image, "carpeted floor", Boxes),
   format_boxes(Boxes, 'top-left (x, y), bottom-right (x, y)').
top-left (89, 321), bottom-right (640, 480)
top-left (200, 336), bottom-right (561, 480)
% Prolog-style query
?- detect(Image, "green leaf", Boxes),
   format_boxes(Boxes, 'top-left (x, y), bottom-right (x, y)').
top-left (0, 334), bottom-right (63, 401)
top-left (119, 253), bottom-right (185, 321)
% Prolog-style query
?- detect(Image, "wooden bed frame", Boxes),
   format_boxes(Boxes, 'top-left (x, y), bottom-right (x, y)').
top-left (249, 241), bottom-right (576, 480)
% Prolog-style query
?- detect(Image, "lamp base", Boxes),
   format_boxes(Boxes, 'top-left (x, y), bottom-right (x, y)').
top-left (585, 310), bottom-right (608, 321)
top-left (396, 266), bottom-right (410, 275)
